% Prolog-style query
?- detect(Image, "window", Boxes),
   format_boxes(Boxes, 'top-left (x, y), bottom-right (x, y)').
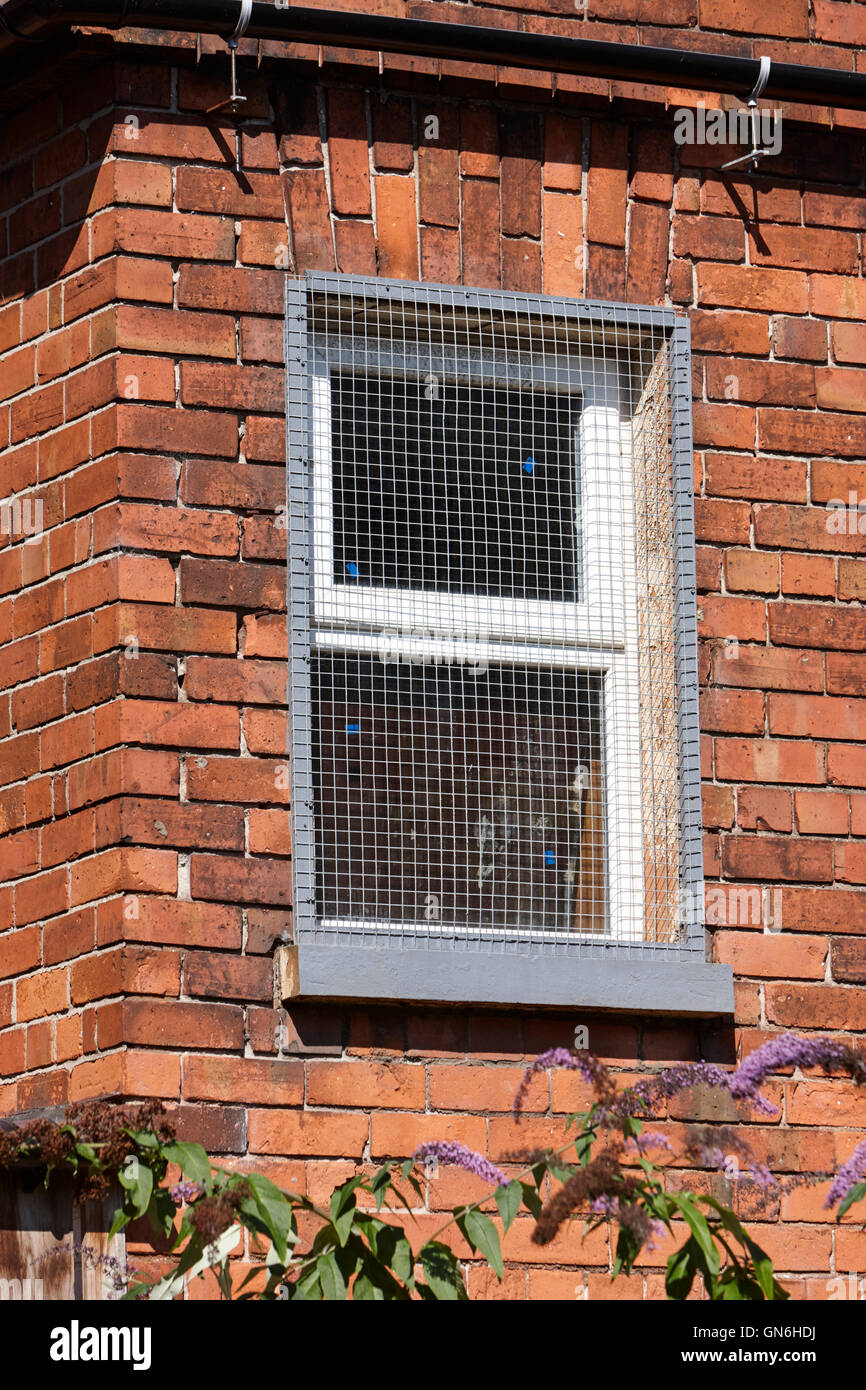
top-left (284, 274), bottom-right (733, 1015)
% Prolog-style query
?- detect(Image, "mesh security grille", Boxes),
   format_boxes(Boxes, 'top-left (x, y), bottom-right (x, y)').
top-left (287, 276), bottom-right (702, 964)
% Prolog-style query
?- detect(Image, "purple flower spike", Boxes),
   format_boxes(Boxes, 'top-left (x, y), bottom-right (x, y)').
top-left (415, 1141), bottom-right (507, 1189)
top-left (512, 1047), bottom-right (607, 1120)
top-left (730, 1034), bottom-right (861, 1102)
top-left (825, 1139), bottom-right (866, 1209)
top-left (628, 1130), bottom-right (674, 1155)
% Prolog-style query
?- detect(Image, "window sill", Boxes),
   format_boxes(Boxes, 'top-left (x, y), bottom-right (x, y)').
top-left (276, 944), bottom-right (734, 1016)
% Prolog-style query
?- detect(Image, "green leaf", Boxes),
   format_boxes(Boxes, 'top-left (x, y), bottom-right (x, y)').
top-left (494, 1180), bottom-right (522, 1233)
top-left (119, 1156), bottom-right (153, 1220)
top-left (161, 1141), bottom-right (212, 1188)
top-left (521, 1181), bottom-right (543, 1220)
top-left (463, 1209), bottom-right (503, 1279)
top-left (331, 1200), bottom-right (357, 1248)
top-left (612, 1224), bottom-right (642, 1279)
top-left (837, 1181), bottom-right (866, 1221)
top-left (331, 1175), bottom-right (365, 1220)
top-left (702, 1195), bottom-right (778, 1301)
top-left (318, 1251), bottom-right (348, 1300)
top-left (108, 1208), bottom-right (131, 1240)
top-left (291, 1268), bottom-right (323, 1301)
top-left (238, 1173), bottom-right (294, 1265)
top-left (672, 1195), bottom-right (720, 1277)
top-left (148, 1187), bottom-right (177, 1240)
top-left (666, 1238), bottom-right (699, 1301)
top-left (127, 1128), bottom-right (161, 1149)
top-left (419, 1242), bottom-right (467, 1301)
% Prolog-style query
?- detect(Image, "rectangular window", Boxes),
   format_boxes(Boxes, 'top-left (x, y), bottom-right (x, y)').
top-left (285, 275), bottom-right (733, 1015)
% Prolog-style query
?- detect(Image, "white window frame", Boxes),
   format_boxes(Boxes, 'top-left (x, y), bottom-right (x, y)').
top-left (309, 339), bottom-right (644, 942)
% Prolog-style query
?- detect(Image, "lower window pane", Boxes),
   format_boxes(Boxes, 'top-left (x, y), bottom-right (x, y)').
top-left (313, 653), bottom-right (606, 933)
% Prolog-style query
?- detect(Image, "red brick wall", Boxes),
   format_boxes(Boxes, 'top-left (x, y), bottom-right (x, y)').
top-left (2, 4), bottom-right (866, 1296)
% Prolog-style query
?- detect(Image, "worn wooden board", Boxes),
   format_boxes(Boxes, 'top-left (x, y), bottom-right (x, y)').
top-left (0, 1170), bottom-right (124, 1301)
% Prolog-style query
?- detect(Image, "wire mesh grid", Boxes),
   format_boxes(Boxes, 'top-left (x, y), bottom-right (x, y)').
top-left (287, 275), bottom-right (703, 961)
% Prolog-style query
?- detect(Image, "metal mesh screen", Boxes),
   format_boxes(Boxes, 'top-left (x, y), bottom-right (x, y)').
top-left (287, 276), bottom-right (701, 961)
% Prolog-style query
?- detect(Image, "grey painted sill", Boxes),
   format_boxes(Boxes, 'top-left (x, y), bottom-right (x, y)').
top-left (276, 944), bottom-right (734, 1016)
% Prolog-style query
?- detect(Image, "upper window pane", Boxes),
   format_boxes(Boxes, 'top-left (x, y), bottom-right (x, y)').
top-left (330, 370), bottom-right (582, 602)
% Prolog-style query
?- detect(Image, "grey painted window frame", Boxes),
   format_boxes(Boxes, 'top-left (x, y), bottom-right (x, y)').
top-left (285, 272), bottom-right (733, 1016)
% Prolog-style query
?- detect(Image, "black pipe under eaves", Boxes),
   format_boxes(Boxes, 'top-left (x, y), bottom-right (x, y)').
top-left (2, 0), bottom-right (866, 111)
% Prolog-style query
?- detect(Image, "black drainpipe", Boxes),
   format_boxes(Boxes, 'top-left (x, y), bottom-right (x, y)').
top-left (2, 0), bottom-right (866, 112)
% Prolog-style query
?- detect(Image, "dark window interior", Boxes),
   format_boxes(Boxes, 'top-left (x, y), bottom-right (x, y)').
top-left (313, 654), bottom-right (606, 933)
top-left (330, 370), bottom-right (582, 602)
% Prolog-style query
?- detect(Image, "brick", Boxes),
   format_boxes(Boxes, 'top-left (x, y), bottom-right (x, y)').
top-left (782, 554), bottom-right (835, 598)
top-left (328, 90), bottom-right (371, 216)
top-left (626, 201), bottom-right (668, 304)
top-left (768, 692), bottom-right (866, 740)
top-left (123, 999), bottom-right (244, 1050)
top-left (307, 1061), bottom-right (425, 1109)
top-left (673, 217), bottom-right (743, 263)
top-left (724, 550), bottom-right (779, 594)
top-left (418, 104), bottom-right (459, 228)
top-left (702, 784), bottom-right (734, 829)
top-left (811, 275), bottom-right (866, 321)
top-left (715, 932), bottom-right (826, 980)
top-left (0, 927), bottom-right (40, 981)
top-left (543, 112), bottom-right (581, 192)
top-left (371, 1111), bottom-right (486, 1159)
top-left (794, 791), bottom-right (848, 836)
top-left (766, 983), bottom-right (866, 1031)
top-left (284, 167), bottom-right (334, 273)
top-left (175, 166), bottom-right (283, 219)
top-left (374, 175), bottom-right (418, 280)
top-left (697, 265), bottom-right (808, 314)
top-left (780, 886), bottom-right (866, 935)
top-left (586, 123), bottom-right (627, 247)
top-left (177, 264), bottom-right (284, 315)
top-left (114, 797), bottom-right (244, 852)
top-left (832, 322), bottom-right (866, 366)
top-left (769, 601), bottom-right (866, 651)
top-left (737, 787), bottom-right (792, 832)
top-left (698, 594), bottom-right (766, 642)
top-left (839, 559), bottom-right (866, 602)
top-left (773, 316), bottom-right (827, 363)
top-left (184, 1055), bottom-right (302, 1106)
top-left (183, 950), bottom-right (272, 1001)
top-left (836, 843), bottom-right (866, 884)
top-left (460, 105), bottom-right (498, 180)
top-left (180, 559), bottom-right (285, 611)
top-left (17, 966), bottom-right (68, 1022)
top-left (249, 1109), bottom-right (368, 1157)
top-left (754, 504), bottom-right (864, 558)
top-left (109, 304), bottom-right (236, 359)
top-left (700, 688), bottom-right (764, 734)
top-left (190, 854), bottom-right (291, 907)
top-left (722, 835), bottom-right (833, 883)
top-left (706, 358), bottom-right (815, 408)
top-left (110, 208), bottom-right (235, 261)
top-left (750, 225), bottom-right (857, 275)
top-left (832, 939), bottom-right (866, 983)
top-left (714, 738), bottom-right (824, 785)
top-left (461, 180), bottom-right (500, 288)
top-left (248, 808), bottom-right (291, 856)
top-left (690, 310), bottom-right (769, 356)
top-left (692, 403), bottom-right (755, 450)
top-left (180, 362), bottom-right (283, 413)
top-left (97, 602), bottom-right (237, 656)
top-left (334, 220), bottom-right (377, 276)
top-left (500, 111), bottom-right (541, 239)
top-left (373, 96), bottom-right (413, 172)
